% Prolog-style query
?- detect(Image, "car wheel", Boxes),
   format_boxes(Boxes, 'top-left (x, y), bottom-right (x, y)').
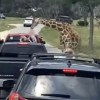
top-left (24, 24), bottom-right (26, 27)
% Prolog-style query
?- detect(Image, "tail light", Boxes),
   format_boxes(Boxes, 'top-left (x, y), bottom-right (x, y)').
top-left (18, 42), bottom-right (28, 46)
top-left (63, 69), bottom-right (77, 75)
top-left (9, 92), bottom-right (27, 100)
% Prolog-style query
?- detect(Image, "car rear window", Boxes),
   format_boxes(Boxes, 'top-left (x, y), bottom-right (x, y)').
top-left (6, 36), bottom-right (20, 42)
top-left (6, 35), bottom-right (31, 42)
top-left (18, 69), bottom-right (100, 99)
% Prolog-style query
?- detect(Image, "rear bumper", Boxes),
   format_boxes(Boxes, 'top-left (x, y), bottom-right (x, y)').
top-left (23, 24), bottom-right (32, 27)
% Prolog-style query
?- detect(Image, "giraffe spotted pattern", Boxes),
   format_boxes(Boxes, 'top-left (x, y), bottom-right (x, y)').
top-left (32, 18), bottom-right (80, 51)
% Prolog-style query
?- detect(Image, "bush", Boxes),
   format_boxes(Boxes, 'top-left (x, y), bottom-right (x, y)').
top-left (77, 21), bottom-right (89, 26)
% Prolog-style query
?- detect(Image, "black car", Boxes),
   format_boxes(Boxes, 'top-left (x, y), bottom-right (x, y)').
top-left (7, 53), bottom-right (100, 100)
top-left (56, 16), bottom-right (73, 24)
top-left (0, 13), bottom-right (6, 19)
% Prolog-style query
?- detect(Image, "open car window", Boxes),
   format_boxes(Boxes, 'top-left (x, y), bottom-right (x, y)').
top-left (6, 36), bottom-right (21, 42)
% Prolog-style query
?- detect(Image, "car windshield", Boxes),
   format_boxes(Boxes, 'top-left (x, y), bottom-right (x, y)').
top-left (18, 71), bottom-right (100, 99)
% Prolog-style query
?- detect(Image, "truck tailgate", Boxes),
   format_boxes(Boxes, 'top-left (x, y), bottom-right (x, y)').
top-left (0, 42), bottom-right (47, 54)
top-left (0, 58), bottom-right (28, 79)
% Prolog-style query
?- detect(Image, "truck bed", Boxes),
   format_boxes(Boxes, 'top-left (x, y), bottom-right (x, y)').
top-left (0, 56), bottom-right (30, 99)
top-left (0, 57), bottom-right (29, 79)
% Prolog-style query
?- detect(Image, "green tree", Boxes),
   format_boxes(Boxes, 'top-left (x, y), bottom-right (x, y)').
top-left (70, 0), bottom-right (100, 49)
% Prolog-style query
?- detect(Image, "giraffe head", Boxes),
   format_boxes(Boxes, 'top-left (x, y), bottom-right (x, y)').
top-left (63, 47), bottom-right (75, 55)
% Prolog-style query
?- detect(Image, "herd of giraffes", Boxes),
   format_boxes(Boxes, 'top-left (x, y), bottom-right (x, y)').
top-left (31, 17), bottom-right (81, 54)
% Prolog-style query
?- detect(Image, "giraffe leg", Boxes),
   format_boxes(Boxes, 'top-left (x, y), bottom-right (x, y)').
top-left (60, 41), bottom-right (65, 52)
top-left (61, 43), bottom-right (66, 53)
top-left (60, 44), bottom-right (64, 52)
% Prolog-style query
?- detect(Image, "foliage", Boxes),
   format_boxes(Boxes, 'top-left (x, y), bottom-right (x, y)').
top-left (0, 0), bottom-right (73, 18)
top-left (77, 21), bottom-right (88, 26)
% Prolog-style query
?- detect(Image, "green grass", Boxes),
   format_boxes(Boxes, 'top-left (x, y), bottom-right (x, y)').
top-left (41, 27), bottom-right (60, 47)
top-left (75, 26), bottom-right (100, 58)
top-left (41, 22), bottom-right (100, 58)
top-left (0, 17), bottom-right (24, 32)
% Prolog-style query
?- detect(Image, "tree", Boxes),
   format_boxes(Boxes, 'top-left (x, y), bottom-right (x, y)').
top-left (70, 0), bottom-right (100, 49)
top-left (37, 0), bottom-right (64, 18)
top-left (0, 0), bottom-right (13, 12)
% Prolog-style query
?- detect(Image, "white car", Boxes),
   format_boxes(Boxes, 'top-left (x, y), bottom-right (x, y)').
top-left (23, 17), bottom-right (33, 27)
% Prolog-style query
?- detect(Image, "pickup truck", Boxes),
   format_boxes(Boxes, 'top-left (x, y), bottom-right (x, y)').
top-left (0, 37), bottom-right (47, 99)
top-left (0, 33), bottom-right (47, 55)
top-left (0, 54), bottom-right (29, 99)
top-left (0, 42), bottom-right (47, 55)
top-left (0, 33), bottom-right (46, 48)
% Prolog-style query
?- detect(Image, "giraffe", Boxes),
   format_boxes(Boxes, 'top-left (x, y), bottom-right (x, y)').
top-left (32, 18), bottom-right (80, 53)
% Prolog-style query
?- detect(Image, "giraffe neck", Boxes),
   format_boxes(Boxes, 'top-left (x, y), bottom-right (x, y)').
top-left (39, 19), bottom-right (65, 32)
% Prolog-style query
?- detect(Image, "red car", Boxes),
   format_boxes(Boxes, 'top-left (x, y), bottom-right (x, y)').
top-left (4, 33), bottom-right (45, 44)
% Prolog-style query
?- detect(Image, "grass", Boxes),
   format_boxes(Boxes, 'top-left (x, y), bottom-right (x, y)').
top-left (41, 27), bottom-right (60, 47)
top-left (41, 21), bottom-right (100, 58)
top-left (0, 17), bottom-right (24, 32)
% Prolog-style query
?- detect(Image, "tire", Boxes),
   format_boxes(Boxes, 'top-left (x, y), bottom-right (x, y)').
top-left (23, 24), bottom-right (26, 27)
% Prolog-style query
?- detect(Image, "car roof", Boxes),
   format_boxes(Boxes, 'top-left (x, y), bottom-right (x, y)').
top-left (31, 61), bottom-right (100, 72)
top-left (29, 53), bottom-right (100, 72)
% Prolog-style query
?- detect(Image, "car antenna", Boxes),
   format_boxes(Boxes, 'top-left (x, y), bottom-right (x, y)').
top-left (67, 60), bottom-right (72, 68)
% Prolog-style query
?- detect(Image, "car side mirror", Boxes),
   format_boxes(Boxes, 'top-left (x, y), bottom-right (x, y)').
top-left (3, 80), bottom-right (16, 88)
top-left (0, 39), bottom-right (4, 44)
top-left (41, 41), bottom-right (46, 44)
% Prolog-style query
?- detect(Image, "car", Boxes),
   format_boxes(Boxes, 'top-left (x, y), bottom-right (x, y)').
top-left (4, 33), bottom-right (45, 44)
top-left (56, 16), bottom-right (73, 24)
top-left (0, 33), bottom-right (47, 56)
top-left (0, 13), bottom-right (6, 19)
top-left (0, 54), bottom-right (30, 99)
top-left (7, 53), bottom-right (100, 100)
top-left (0, 34), bottom-right (47, 99)
top-left (23, 17), bottom-right (33, 27)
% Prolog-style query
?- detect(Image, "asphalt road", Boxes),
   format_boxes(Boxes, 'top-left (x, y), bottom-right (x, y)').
top-left (0, 24), bottom-right (61, 53)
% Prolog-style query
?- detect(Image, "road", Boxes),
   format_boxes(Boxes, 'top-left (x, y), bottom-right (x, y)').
top-left (0, 24), bottom-right (61, 53)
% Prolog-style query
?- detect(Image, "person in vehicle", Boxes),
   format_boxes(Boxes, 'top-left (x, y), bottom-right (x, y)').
top-left (20, 36), bottom-right (32, 42)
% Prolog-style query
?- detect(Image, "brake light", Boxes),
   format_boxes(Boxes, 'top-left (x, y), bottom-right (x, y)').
top-left (9, 92), bottom-right (27, 100)
top-left (63, 69), bottom-right (77, 75)
top-left (18, 42), bottom-right (28, 46)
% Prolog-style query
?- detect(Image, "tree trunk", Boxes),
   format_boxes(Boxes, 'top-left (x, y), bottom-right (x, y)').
top-left (82, 7), bottom-right (88, 24)
top-left (89, 11), bottom-right (94, 49)
top-left (83, 15), bottom-right (87, 23)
